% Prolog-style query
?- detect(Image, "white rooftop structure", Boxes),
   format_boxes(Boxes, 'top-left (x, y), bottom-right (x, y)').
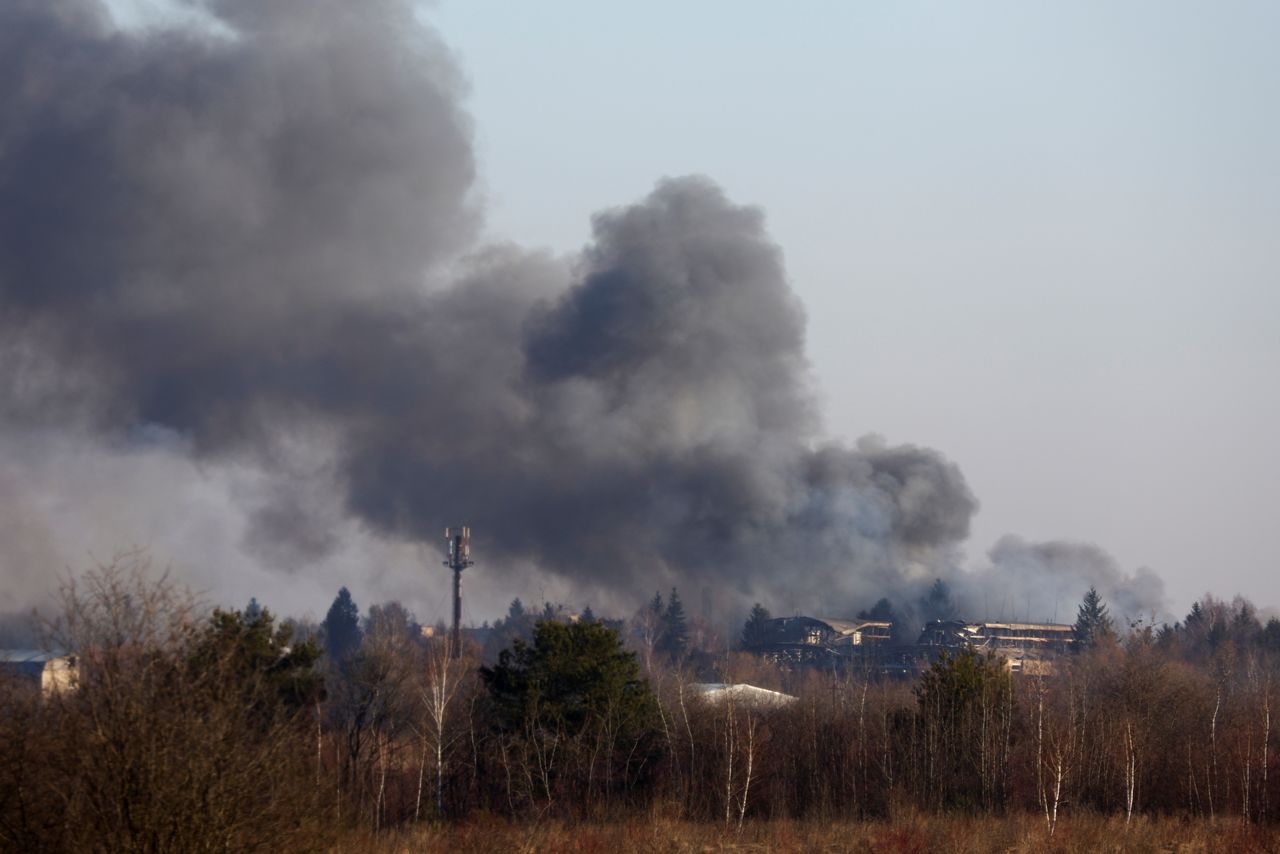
top-left (690, 682), bottom-right (797, 709)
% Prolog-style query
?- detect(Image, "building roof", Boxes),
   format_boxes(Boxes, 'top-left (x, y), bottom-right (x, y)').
top-left (976, 622), bottom-right (1073, 633)
top-left (0, 649), bottom-right (67, 663)
top-left (690, 683), bottom-right (797, 708)
top-left (815, 618), bottom-right (892, 636)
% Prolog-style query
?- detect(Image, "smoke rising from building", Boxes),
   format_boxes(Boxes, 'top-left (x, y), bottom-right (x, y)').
top-left (0, 0), bottom-right (1165, 619)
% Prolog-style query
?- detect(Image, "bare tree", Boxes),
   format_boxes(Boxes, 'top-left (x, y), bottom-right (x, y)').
top-left (1034, 675), bottom-right (1076, 837)
top-left (416, 635), bottom-right (465, 820)
top-left (20, 552), bottom-right (324, 852)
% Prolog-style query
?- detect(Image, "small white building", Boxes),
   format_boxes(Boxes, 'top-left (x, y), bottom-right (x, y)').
top-left (690, 682), bottom-right (797, 710)
top-left (0, 650), bottom-right (78, 696)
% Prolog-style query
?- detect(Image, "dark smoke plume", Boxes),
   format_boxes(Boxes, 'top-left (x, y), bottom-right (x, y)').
top-left (0, 0), bottom-right (1165, 619)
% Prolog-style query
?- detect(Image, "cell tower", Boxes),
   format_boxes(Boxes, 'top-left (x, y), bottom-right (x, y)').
top-left (443, 526), bottom-right (473, 659)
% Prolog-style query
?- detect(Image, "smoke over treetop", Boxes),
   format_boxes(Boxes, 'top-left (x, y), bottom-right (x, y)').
top-left (0, 0), bottom-right (1165, 619)
top-left (961, 536), bottom-right (1167, 624)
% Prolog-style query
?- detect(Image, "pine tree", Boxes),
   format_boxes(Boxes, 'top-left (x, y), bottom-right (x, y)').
top-left (920, 579), bottom-right (955, 622)
top-left (580, 605), bottom-right (596, 624)
top-left (859, 597), bottom-right (897, 624)
top-left (1262, 618), bottom-right (1280, 654)
top-left (322, 586), bottom-right (362, 662)
top-left (740, 602), bottom-right (772, 650)
top-left (1072, 586), bottom-right (1114, 647)
top-left (480, 620), bottom-right (657, 739)
top-left (657, 587), bottom-right (689, 659)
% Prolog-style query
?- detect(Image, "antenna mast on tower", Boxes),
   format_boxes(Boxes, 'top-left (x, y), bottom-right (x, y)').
top-left (443, 526), bottom-right (473, 659)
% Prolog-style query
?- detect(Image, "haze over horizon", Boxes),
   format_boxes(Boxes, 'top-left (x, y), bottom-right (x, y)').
top-left (1, 0), bottom-right (1275, 628)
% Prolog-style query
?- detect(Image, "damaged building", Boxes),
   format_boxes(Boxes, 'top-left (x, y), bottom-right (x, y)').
top-left (916, 620), bottom-right (1076, 674)
top-left (748, 616), bottom-right (1075, 675)
top-left (745, 616), bottom-right (894, 665)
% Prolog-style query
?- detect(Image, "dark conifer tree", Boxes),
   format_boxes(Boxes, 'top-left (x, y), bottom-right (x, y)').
top-left (920, 579), bottom-right (956, 622)
top-left (1072, 586), bottom-right (1114, 647)
top-left (657, 587), bottom-right (689, 659)
top-left (741, 602), bottom-right (772, 650)
top-left (649, 591), bottom-right (664, 618)
top-left (1262, 617), bottom-right (1280, 654)
top-left (859, 597), bottom-right (897, 623)
top-left (322, 586), bottom-right (362, 662)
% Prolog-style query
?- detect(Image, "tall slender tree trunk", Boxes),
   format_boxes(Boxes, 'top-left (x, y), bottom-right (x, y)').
top-left (1123, 720), bottom-right (1137, 826)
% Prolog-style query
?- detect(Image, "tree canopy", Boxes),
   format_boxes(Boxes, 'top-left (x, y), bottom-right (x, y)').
top-left (920, 579), bottom-right (956, 622)
top-left (322, 586), bottom-right (362, 663)
top-left (657, 587), bottom-right (689, 660)
top-left (915, 647), bottom-right (1015, 811)
top-left (741, 602), bottom-right (772, 650)
top-left (859, 597), bottom-right (897, 623)
top-left (1073, 586), bottom-right (1114, 647)
top-left (190, 605), bottom-right (322, 714)
top-left (480, 619), bottom-right (657, 738)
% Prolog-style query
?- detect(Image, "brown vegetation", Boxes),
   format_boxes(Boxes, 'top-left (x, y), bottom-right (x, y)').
top-left (3, 559), bottom-right (1280, 852)
top-left (349, 813), bottom-right (1280, 853)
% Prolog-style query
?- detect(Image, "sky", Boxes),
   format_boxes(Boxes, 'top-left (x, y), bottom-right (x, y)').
top-left (426, 0), bottom-right (1280, 615)
top-left (6, 0), bottom-right (1278, 627)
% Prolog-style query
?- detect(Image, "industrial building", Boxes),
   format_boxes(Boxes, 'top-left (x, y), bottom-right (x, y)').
top-left (916, 620), bottom-right (1075, 673)
top-left (745, 616), bottom-right (894, 665)
top-left (748, 616), bottom-right (1075, 675)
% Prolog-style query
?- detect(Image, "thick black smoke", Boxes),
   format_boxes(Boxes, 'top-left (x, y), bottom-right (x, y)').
top-left (0, 0), bottom-right (1163, 619)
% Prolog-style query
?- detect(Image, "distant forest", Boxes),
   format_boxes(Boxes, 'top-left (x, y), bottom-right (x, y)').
top-left (3, 552), bottom-right (1280, 851)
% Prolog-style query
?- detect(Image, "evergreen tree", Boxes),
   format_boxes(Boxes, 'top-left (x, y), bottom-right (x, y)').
top-left (858, 597), bottom-right (897, 624)
top-left (657, 587), bottom-right (689, 659)
top-left (1072, 586), bottom-right (1114, 647)
top-left (191, 606), bottom-right (322, 712)
top-left (920, 579), bottom-right (956, 622)
top-left (1262, 618), bottom-right (1280, 654)
top-left (914, 647), bottom-right (1015, 810)
top-left (484, 597), bottom-right (536, 661)
top-left (244, 597), bottom-right (263, 621)
top-left (1186, 600), bottom-right (1205, 628)
top-left (480, 620), bottom-right (657, 737)
top-left (1230, 600), bottom-right (1261, 643)
top-left (740, 602), bottom-right (772, 650)
top-left (580, 605), bottom-right (596, 624)
top-left (322, 586), bottom-right (362, 662)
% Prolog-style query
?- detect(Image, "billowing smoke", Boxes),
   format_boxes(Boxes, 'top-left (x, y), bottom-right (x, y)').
top-left (0, 0), bottom-right (1164, 620)
top-left (956, 536), bottom-right (1167, 625)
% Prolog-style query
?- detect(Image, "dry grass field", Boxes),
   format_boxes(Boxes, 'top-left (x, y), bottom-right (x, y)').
top-left (347, 812), bottom-right (1280, 854)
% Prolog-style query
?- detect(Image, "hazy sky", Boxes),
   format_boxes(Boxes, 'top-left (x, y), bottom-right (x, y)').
top-left (426, 0), bottom-right (1280, 614)
top-left (13, 0), bottom-right (1278, 626)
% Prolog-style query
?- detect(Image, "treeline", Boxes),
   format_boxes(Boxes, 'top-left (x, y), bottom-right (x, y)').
top-left (4, 556), bottom-right (1280, 851)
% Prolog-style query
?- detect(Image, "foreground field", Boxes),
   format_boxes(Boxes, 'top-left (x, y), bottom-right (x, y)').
top-left (350, 813), bottom-right (1280, 854)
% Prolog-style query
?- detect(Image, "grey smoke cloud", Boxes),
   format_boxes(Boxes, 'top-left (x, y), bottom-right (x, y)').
top-left (957, 536), bottom-right (1167, 624)
top-left (0, 0), bottom-right (1165, 619)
